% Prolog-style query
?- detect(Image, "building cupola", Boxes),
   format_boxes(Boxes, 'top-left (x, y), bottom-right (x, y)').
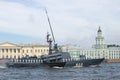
top-left (93, 26), bottom-right (107, 49)
top-left (98, 26), bottom-right (102, 32)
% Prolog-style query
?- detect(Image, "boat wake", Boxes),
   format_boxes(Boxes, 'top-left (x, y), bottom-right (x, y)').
top-left (0, 66), bottom-right (7, 69)
top-left (52, 66), bottom-right (64, 69)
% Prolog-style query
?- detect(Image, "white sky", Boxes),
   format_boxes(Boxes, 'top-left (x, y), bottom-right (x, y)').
top-left (0, 0), bottom-right (120, 47)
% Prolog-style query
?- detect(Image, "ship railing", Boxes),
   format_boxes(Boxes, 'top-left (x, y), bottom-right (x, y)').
top-left (10, 59), bottom-right (43, 63)
top-left (62, 58), bottom-right (87, 62)
top-left (62, 58), bottom-right (73, 62)
top-left (10, 57), bottom-right (89, 63)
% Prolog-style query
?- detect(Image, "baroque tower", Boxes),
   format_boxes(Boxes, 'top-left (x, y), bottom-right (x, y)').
top-left (94, 27), bottom-right (107, 49)
top-left (96, 27), bottom-right (104, 46)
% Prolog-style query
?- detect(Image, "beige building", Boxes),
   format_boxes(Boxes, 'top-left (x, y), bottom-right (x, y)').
top-left (0, 42), bottom-right (49, 59)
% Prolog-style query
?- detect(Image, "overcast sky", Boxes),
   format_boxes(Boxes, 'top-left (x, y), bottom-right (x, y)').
top-left (0, 0), bottom-right (120, 48)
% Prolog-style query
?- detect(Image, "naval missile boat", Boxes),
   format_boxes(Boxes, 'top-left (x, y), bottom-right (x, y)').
top-left (5, 9), bottom-right (104, 68)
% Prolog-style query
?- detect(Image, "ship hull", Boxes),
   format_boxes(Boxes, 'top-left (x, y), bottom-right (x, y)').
top-left (6, 58), bottom-right (104, 68)
top-left (44, 62), bottom-right (66, 67)
top-left (65, 58), bottom-right (104, 67)
top-left (6, 63), bottom-right (46, 68)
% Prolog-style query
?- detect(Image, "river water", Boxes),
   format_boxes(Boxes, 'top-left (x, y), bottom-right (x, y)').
top-left (0, 63), bottom-right (120, 80)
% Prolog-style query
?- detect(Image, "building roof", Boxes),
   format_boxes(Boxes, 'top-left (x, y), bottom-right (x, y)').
top-left (0, 42), bottom-right (49, 47)
top-left (0, 42), bottom-right (18, 47)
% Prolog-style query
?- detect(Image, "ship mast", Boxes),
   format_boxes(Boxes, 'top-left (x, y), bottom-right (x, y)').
top-left (45, 8), bottom-right (56, 43)
top-left (45, 8), bottom-right (58, 54)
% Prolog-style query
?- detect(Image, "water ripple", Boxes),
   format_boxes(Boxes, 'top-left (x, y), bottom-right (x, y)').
top-left (0, 63), bottom-right (120, 80)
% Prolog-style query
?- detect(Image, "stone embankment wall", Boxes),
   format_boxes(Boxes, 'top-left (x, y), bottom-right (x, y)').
top-left (105, 59), bottom-right (120, 63)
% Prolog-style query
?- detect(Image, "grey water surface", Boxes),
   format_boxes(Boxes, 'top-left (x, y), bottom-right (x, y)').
top-left (0, 63), bottom-right (120, 80)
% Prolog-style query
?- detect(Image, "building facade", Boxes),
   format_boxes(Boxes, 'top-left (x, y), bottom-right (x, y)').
top-left (67, 27), bottom-right (120, 62)
top-left (0, 27), bottom-right (120, 63)
top-left (0, 42), bottom-right (49, 59)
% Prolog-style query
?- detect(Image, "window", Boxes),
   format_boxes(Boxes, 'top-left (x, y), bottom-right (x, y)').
top-left (14, 49), bottom-right (16, 53)
top-left (14, 55), bottom-right (16, 59)
top-left (23, 50), bottom-right (24, 53)
top-left (6, 55), bottom-right (8, 59)
top-left (35, 50), bottom-right (37, 53)
top-left (18, 49), bottom-right (20, 53)
top-left (31, 50), bottom-right (32, 53)
top-left (2, 49), bottom-right (4, 53)
top-left (44, 49), bottom-right (46, 52)
top-left (38, 50), bottom-right (40, 53)
top-left (26, 50), bottom-right (28, 53)
top-left (6, 49), bottom-right (8, 53)
top-left (18, 55), bottom-right (20, 59)
top-left (2, 55), bottom-right (4, 59)
top-left (10, 55), bottom-right (12, 59)
top-left (10, 49), bottom-right (12, 53)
